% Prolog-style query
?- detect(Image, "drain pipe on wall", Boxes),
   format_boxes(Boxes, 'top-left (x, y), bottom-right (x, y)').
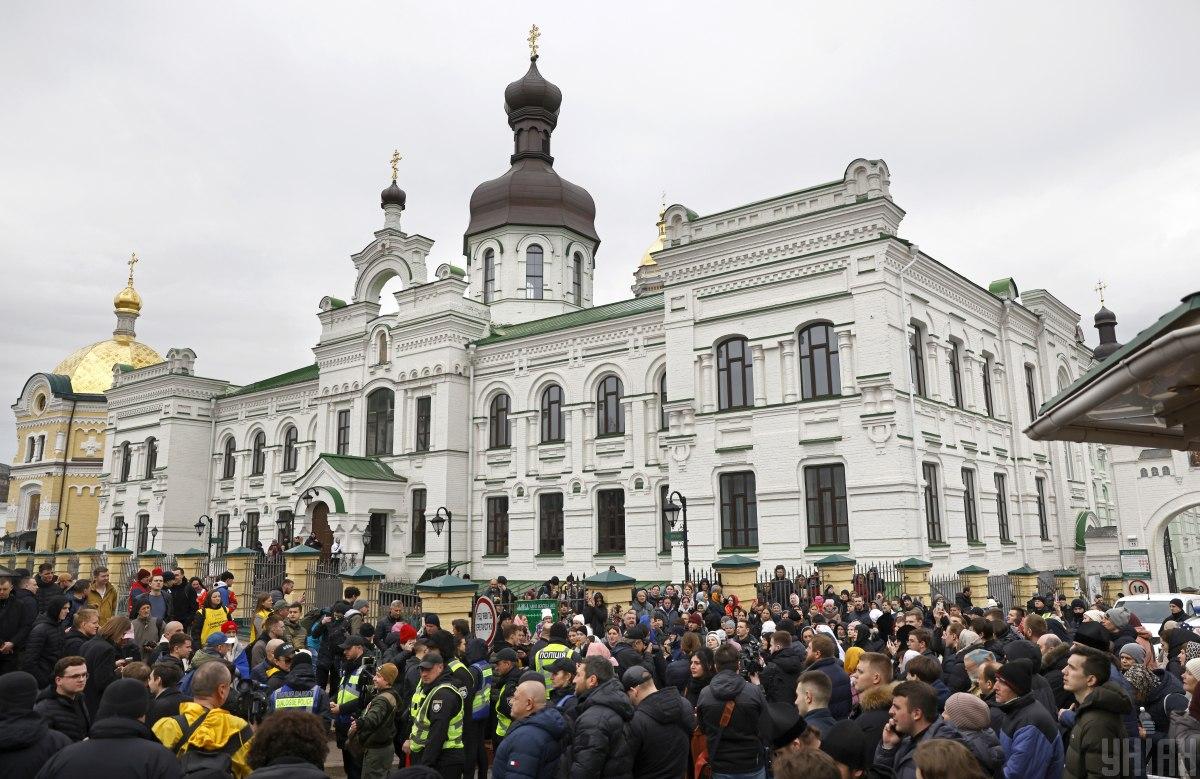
top-left (898, 244), bottom-right (925, 553)
top-left (464, 346), bottom-right (477, 576)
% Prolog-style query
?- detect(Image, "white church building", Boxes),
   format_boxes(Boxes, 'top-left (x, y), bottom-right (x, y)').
top-left (95, 50), bottom-right (1116, 582)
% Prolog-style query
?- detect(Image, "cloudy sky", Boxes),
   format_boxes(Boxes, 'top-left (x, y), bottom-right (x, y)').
top-left (3, 3), bottom-right (1198, 463)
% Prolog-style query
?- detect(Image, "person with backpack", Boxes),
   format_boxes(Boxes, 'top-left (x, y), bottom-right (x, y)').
top-left (349, 662), bottom-right (402, 779)
top-left (153, 661), bottom-right (254, 779)
top-left (34, 678), bottom-right (182, 779)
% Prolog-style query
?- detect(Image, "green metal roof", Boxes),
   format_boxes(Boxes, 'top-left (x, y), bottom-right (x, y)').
top-left (473, 294), bottom-right (663, 346)
top-left (314, 454), bottom-right (406, 482)
top-left (224, 364), bottom-right (319, 398)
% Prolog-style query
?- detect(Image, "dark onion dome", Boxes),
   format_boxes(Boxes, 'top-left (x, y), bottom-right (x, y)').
top-left (380, 180), bottom-right (406, 210)
top-left (504, 56), bottom-right (562, 115)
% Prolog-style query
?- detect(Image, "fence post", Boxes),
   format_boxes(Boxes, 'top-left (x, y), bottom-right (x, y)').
top-left (896, 558), bottom-right (933, 603)
top-left (956, 565), bottom-right (989, 602)
top-left (1008, 565), bottom-right (1040, 607)
top-left (223, 546), bottom-right (258, 625)
top-left (284, 544), bottom-right (321, 606)
top-left (583, 570), bottom-right (637, 615)
top-left (712, 555), bottom-right (759, 606)
top-left (341, 564), bottom-right (385, 612)
top-left (815, 554), bottom-right (856, 597)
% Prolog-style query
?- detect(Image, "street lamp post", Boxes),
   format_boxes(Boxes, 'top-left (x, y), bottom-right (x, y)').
top-left (193, 515), bottom-right (215, 556)
top-left (663, 491), bottom-right (690, 582)
top-left (429, 507), bottom-right (453, 576)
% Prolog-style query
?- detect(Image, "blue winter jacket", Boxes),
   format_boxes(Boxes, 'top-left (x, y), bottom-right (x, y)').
top-left (997, 692), bottom-right (1065, 779)
top-left (492, 704), bottom-right (567, 779)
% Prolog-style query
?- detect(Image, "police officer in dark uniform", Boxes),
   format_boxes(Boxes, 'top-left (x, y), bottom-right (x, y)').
top-left (404, 651), bottom-right (465, 779)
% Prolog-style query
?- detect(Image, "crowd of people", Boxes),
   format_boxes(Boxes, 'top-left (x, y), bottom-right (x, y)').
top-left (3, 560), bottom-right (1200, 779)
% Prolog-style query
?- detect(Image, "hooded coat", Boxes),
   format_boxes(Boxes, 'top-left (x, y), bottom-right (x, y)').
top-left (0, 705), bottom-right (72, 777)
top-left (491, 704), bottom-right (566, 779)
top-left (628, 686), bottom-right (696, 779)
top-left (760, 642), bottom-right (806, 704)
top-left (34, 715), bottom-right (183, 779)
top-left (696, 669), bottom-right (768, 775)
top-left (1063, 682), bottom-right (1132, 779)
top-left (568, 677), bottom-right (634, 779)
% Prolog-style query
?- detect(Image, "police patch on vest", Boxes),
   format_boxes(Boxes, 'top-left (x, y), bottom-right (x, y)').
top-left (432, 699), bottom-right (443, 713)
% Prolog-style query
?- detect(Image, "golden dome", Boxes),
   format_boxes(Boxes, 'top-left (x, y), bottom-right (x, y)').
top-left (114, 283), bottom-right (142, 313)
top-left (638, 209), bottom-right (667, 268)
top-left (52, 338), bottom-right (163, 394)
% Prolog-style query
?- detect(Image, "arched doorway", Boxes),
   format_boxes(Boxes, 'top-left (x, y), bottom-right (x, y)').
top-left (311, 502), bottom-right (333, 562)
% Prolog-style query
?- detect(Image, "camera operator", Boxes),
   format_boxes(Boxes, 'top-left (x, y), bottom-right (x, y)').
top-left (612, 623), bottom-right (666, 686)
top-left (329, 635), bottom-right (370, 779)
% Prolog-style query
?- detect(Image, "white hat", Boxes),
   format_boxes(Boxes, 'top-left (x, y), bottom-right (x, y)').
top-left (761, 620), bottom-right (777, 635)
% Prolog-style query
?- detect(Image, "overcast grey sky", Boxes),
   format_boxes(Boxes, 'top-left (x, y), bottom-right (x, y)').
top-left (3, 2), bottom-right (1199, 463)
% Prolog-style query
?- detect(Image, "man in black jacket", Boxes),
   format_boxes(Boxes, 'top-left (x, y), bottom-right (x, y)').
top-left (34, 655), bottom-right (92, 741)
top-left (624, 664), bottom-right (695, 779)
top-left (569, 655), bottom-right (634, 779)
top-left (696, 644), bottom-right (768, 777)
top-left (760, 630), bottom-right (805, 704)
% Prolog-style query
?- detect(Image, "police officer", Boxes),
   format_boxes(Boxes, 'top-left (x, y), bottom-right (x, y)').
top-left (403, 651), bottom-right (465, 779)
top-left (490, 647), bottom-right (521, 747)
top-left (330, 635), bottom-right (369, 779)
top-left (532, 622), bottom-right (572, 686)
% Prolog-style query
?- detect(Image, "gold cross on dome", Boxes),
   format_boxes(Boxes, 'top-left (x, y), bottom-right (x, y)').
top-left (1095, 279), bottom-right (1108, 306)
top-left (528, 24), bottom-right (541, 58)
top-left (390, 149), bottom-right (401, 182)
top-left (127, 251), bottom-right (138, 284)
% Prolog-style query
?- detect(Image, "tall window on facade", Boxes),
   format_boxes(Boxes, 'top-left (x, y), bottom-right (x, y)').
top-left (716, 337), bottom-right (754, 410)
top-left (799, 323), bottom-right (840, 400)
top-left (366, 512), bottom-right (387, 555)
top-left (995, 473), bottom-right (1011, 542)
top-left (658, 372), bottom-right (668, 431)
top-left (659, 483), bottom-right (671, 553)
top-left (245, 511), bottom-right (260, 550)
top-left (1025, 364), bottom-right (1038, 420)
top-left (119, 442), bottom-right (132, 482)
top-left (539, 492), bottom-right (564, 554)
top-left (415, 397), bottom-right (431, 452)
top-left (366, 388), bottom-right (395, 456)
top-left (719, 471), bottom-right (758, 549)
top-left (251, 432), bottom-right (266, 476)
top-left (1035, 476), bottom-right (1049, 541)
top-left (909, 325), bottom-right (927, 397)
top-left (540, 384), bottom-right (563, 443)
top-left (981, 354), bottom-right (995, 417)
top-left (376, 332), bottom-right (388, 365)
top-left (597, 489), bottom-right (625, 553)
top-left (483, 248), bottom-right (496, 304)
top-left (949, 340), bottom-right (964, 409)
top-left (336, 410), bottom-right (350, 456)
top-left (572, 253), bottom-right (583, 304)
top-left (136, 514), bottom-right (150, 553)
top-left (216, 513), bottom-right (230, 557)
top-left (486, 496), bottom-right (509, 555)
top-left (962, 468), bottom-right (979, 543)
top-left (282, 426), bottom-right (298, 472)
top-left (525, 244), bottom-right (543, 300)
top-left (276, 510), bottom-right (294, 543)
top-left (489, 394), bottom-right (511, 448)
top-left (805, 464), bottom-right (849, 546)
top-left (411, 489), bottom-right (426, 555)
top-left (596, 376), bottom-right (624, 436)
top-left (222, 438), bottom-right (236, 479)
top-left (144, 437), bottom-right (158, 478)
top-left (923, 463), bottom-right (943, 543)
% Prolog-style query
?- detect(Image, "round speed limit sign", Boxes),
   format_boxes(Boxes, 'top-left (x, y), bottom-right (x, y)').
top-left (1127, 579), bottom-right (1150, 596)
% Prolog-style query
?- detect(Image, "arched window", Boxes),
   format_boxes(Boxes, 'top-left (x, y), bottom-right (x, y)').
top-left (572, 252), bottom-right (583, 304)
top-left (526, 244), bottom-right (544, 300)
top-left (596, 375), bottom-right (624, 436)
top-left (716, 337), bottom-right (753, 410)
top-left (251, 431), bottom-right (267, 476)
top-left (366, 388), bottom-right (395, 456)
top-left (282, 426), bottom-right (298, 472)
top-left (489, 393), bottom-right (511, 448)
top-left (909, 323), bottom-right (927, 397)
top-left (119, 442), bottom-right (132, 482)
top-left (540, 384), bottom-right (564, 443)
top-left (376, 332), bottom-right (389, 365)
top-left (483, 248), bottom-right (496, 304)
top-left (659, 372), bottom-right (668, 431)
top-left (144, 437), bottom-right (158, 478)
top-left (222, 437), bottom-right (236, 479)
top-left (799, 323), bottom-right (840, 400)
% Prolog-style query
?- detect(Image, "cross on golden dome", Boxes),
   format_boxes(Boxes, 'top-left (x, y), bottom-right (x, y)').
top-left (527, 24), bottom-right (541, 58)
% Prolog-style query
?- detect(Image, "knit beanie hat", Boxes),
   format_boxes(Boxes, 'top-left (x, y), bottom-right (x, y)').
top-left (97, 678), bottom-right (151, 720)
top-left (0, 671), bottom-right (38, 712)
top-left (1124, 664), bottom-right (1156, 701)
top-left (377, 662), bottom-right (399, 686)
top-left (997, 660), bottom-right (1033, 696)
top-left (944, 692), bottom-right (991, 732)
top-left (1186, 658), bottom-right (1200, 679)
top-left (1119, 643), bottom-right (1147, 664)
top-left (1106, 608), bottom-right (1131, 629)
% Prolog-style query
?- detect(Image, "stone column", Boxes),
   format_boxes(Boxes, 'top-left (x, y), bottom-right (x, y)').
top-left (713, 555), bottom-right (759, 606)
top-left (584, 570), bottom-right (636, 614)
top-left (897, 558), bottom-right (933, 604)
top-left (223, 547), bottom-right (258, 623)
top-left (1009, 565), bottom-right (1040, 607)
top-left (957, 565), bottom-right (989, 597)
top-left (779, 339), bottom-right (799, 403)
top-left (341, 564), bottom-right (385, 609)
top-left (815, 554), bottom-right (856, 595)
top-left (416, 574), bottom-right (478, 624)
top-left (284, 544), bottom-right (321, 606)
top-left (750, 344), bottom-right (767, 406)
